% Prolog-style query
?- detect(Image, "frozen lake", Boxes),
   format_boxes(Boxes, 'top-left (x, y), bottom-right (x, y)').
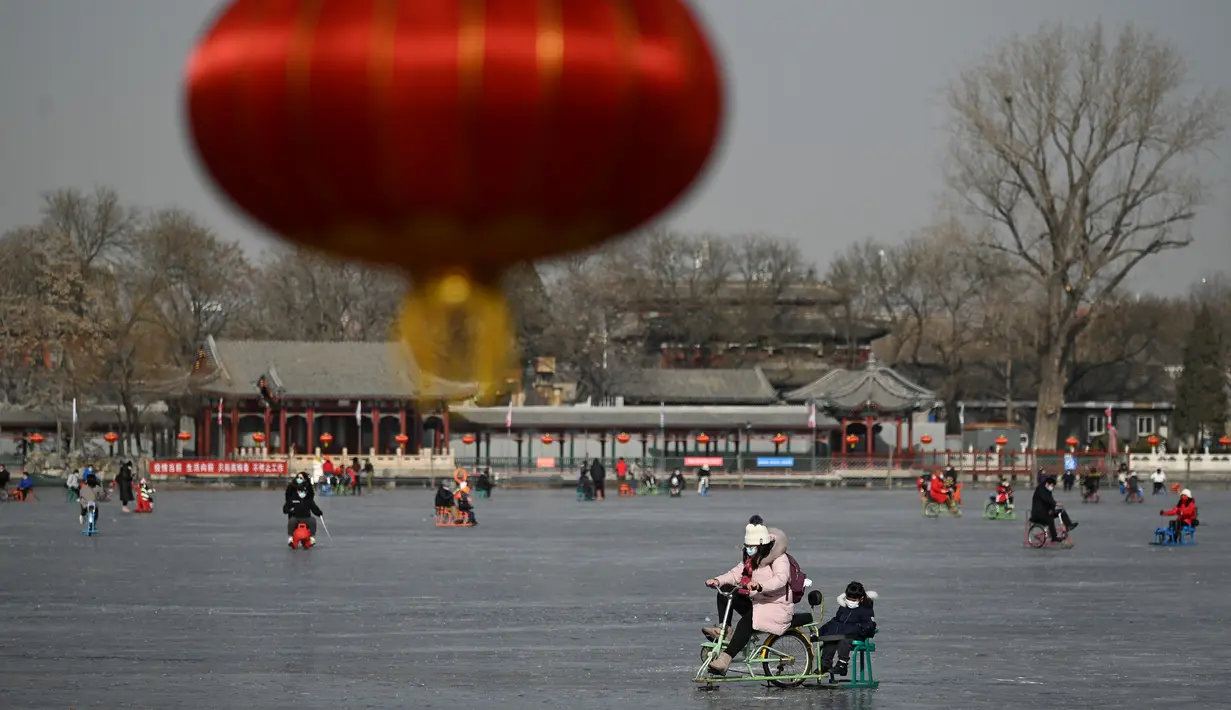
top-left (1, 485), bottom-right (1226, 709)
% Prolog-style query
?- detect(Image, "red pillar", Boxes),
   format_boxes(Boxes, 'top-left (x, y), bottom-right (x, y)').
top-left (441, 399), bottom-right (451, 453)
top-left (278, 407), bottom-right (287, 455)
top-left (895, 419), bottom-right (902, 457)
top-left (229, 404), bottom-right (239, 458)
top-left (865, 416), bottom-right (874, 455)
top-left (907, 416), bottom-right (914, 453)
top-left (306, 406), bottom-right (315, 452)
top-left (840, 418), bottom-right (848, 455)
top-left (372, 407), bottom-right (381, 455)
top-left (263, 405), bottom-right (272, 451)
top-left (399, 407), bottom-right (407, 452)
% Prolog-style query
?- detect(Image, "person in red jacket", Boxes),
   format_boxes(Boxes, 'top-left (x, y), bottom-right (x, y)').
top-left (1160, 489), bottom-right (1198, 536)
top-left (991, 477), bottom-right (1014, 512)
top-left (928, 472), bottom-right (955, 510)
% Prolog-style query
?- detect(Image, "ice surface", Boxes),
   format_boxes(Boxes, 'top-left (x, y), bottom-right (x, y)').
top-left (1, 487), bottom-right (1226, 709)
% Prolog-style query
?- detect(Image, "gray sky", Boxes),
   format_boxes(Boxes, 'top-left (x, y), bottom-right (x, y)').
top-left (1, 0), bottom-right (1227, 295)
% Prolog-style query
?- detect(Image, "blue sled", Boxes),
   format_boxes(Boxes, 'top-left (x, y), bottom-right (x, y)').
top-left (1150, 525), bottom-right (1196, 546)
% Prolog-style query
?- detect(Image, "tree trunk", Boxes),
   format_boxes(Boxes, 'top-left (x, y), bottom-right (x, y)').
top-left (1033, 346), bottom-right (1069, 450)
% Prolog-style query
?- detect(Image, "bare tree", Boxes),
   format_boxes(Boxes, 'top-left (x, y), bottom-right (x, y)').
top-left (40, 186), bottom-right (138, 273)
top-left (946, 22), bottom-right (1228, 448)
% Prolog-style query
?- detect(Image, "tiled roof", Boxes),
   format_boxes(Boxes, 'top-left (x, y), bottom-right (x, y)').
top-left (783, 359), bottom-right (940, 413)
top-left (612, 367), bottom-right (778, 405)
top-left (452, 405), bottom-right (836, 429)
top-left (197, 337), bottom-right (475, 399)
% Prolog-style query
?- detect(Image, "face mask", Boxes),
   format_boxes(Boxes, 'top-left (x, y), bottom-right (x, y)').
top-left (744, 546), bottom-right (758, 556)
top-left (1046, 485), bottom-right (1054, 491)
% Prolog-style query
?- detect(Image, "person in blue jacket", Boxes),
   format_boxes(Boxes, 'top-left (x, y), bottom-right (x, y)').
top-left (15, 472), bottom-right (35, 500)
top-left (818, 581), bottom-right (878, 677)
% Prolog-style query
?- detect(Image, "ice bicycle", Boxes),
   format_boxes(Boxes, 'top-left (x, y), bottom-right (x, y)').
top-left (81, 501), bottom-right (100, 536)
top-left (983, 499), bottom-right (1016, 520)
top-left (694, 584), bottom-right (879, 690)
top-left (1151, 523), bottom-right (1197, 547)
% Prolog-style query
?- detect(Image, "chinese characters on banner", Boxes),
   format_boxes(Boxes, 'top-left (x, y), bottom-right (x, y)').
top-left (147, 460), bottom-right (289, 476)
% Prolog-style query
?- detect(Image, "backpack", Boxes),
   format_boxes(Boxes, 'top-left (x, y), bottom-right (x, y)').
top-left (785, 553), bottom-right (808, 604)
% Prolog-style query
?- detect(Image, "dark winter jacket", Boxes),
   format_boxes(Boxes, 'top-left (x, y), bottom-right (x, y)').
top-left (1030, 484), bottom-right (1059, 523)
top-left (434, 486), bottom-right (455, 508)
top-left (590, 460), bottom-right (605, 482)
top-left (820, 598), bottom-right (877, 640)
top-left (283, 485), bottom-right (323, 518)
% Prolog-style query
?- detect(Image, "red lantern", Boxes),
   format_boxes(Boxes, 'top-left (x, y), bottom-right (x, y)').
top-left (320, 433), bottom-right (334, 446)
top-left (177, 431), bottom-right (192, 442)
top-left (1220, 435), bottom-right (1231, 448)
top-left (395, 434), bottom-right (410, 445)
top-left (696, 433), bottom-right (711, 445)
top-left (252, 433), bottom-right (267, 444)
top-left (1065, 436), bottom-right (1080, 448)
top-left (103, 432), bottom-right (119, 444)
top-left (28, 433), bottom-right (45, 444)
top-left (185, 1), bottom-right (724, 394)
top-left (461, 434), bottom-right (476, 445)
top-left (616, 432), bottom-right (631, 444)
top-left (845, 434), bottom-right (859, 446)
top-left (994, 435), bottom-right (1008, 447)
top-left (541, 434), bottom-right (554, 446)
top-left (1147, 435), bottom-right (1161, 447)
top-left (772, 433), bottom-right (788, 446)
top-left (920, 435), bottom-right (933, 445)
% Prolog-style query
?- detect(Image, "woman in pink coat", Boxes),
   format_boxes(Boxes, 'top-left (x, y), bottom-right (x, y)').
top-left (702, 517), bottom-right (792, 675)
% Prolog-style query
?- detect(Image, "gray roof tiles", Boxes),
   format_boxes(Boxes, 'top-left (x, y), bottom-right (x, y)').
top-left (783, 361), bottom-right (940, 412)
top-left (612, 366), bottom-right (778, 404)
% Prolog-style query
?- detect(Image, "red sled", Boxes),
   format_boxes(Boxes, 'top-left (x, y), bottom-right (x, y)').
top-left (289, 522), bottom-right (314, 549)
top-left (135, 496), bottom-right (153, 513)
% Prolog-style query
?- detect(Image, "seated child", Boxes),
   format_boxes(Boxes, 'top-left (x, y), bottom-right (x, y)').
top-left (819, 581), bottom-right (878, 677)
top-left (927, 473), bottom-right (951, 505)
top-left (578, 472), bottom-right (595, 500)
top-left (991, 478), bottom-right (1014, 510)
top-left (667, 469), bottom-right (685, 492)
top-left (137, 478), bottom-right (155, 510)
top-left (454, 482), bottom-right (477, 524)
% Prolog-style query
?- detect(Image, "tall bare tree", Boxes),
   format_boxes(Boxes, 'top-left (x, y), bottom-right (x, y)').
top-left (946, 22), bottom-right (1228, 448)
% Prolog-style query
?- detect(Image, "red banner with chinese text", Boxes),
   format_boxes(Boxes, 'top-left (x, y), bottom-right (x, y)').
top-left (148, 460), bottom-right (288, 476)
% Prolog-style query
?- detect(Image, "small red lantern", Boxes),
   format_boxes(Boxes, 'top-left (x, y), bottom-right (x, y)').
top-left (1147, 435), bottom-right (1161, 447)
top-left (994, 435), bottom-right (1009, 447)
top-left (541, 434), bottom-right (554, 446)
top-left (845, 434), bottom-right (859, 446)
top-left (1218, 435), bottom-right (1230, 447)
top-left (1065, 436), bottom-right (1080, 448)
top-left (616, 432), bottom-right (631, 444)
top-left (696, 433), bottom-right (711, 445)
top-left (920, 435), bottom-right (933, 445)
top-left (772, 433), bottom-right (788, 446)
top-left (320, 433), bottom-right (334, 446)
top-left (395, 434), bottom-right (410, 445)
top-left (252, 433), bottom-right (267, 444)
top-left (461, 434), bottom-right (477, 445)
top-left (184, 1), bottom-right (725, 394)
top-left (103, 432), bottom-right (119, 444)
top-left (28, 433), bottom-right (45, 444)
top-left (177, 431), bottom-right (192, 442)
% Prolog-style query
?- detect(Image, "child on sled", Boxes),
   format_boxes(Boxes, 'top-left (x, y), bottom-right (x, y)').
top-left (990, 477), bottom-right (1014, 511)
top-left (819, 581), bottom-right (878, 677)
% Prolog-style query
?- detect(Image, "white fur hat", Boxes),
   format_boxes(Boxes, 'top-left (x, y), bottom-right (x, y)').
top-left (1181, 488), bottom-right (1192, 498)
top-left (744, 523), bottom-right (771, 545)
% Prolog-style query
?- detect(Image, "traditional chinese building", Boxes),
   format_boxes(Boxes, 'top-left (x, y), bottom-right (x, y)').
top-left (188, 337), bottom-right (473, 458)
top-left (783, 357), bottom-right (941, 456)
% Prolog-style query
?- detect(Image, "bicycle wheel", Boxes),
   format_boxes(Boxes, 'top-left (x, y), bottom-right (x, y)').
top-left (761, 630), bottom-right (813, 688)
top-left (984, 501), bottom-right (1000, 518)
top-left (923, 502), bottom-right (941, 518)
top-left (1027, 524), bottom-right (1048, 548)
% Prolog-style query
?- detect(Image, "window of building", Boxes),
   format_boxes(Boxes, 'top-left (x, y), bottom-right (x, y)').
top-left (1086, 415), bottom-right (1106, 435)
top-left (1136, 416), bottom-right (1155, 436)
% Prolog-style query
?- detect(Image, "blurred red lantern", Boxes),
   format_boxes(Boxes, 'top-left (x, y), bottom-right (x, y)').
top-left (29, 433), bottom-right (45, 444)
top-left (772, 433), bottom-right (788, 446)
top-left (185, 0), bottom-right (724, 395)
top-left (994, 436), bottom-right (1008, 447)
top-left (252, 433), bottom-right (267, 444)
top-left (920, 435), bottom-right (933, 445)
top-left (1147, 435), bottom-right (1161, 447)
top-left (1065, 436), bottom-right (1080, 448)
top-left (616, 432), bottom-right (631, 444)
top-left (177, 431), bottom-right (192, 442)
top-left (541, 434), bottom-right (554, 446)
top-left (1219, 435), bottom-right (1231, 447)
top-left (845, 434), bottom-right (859, 446)
top-left (461, 434), bottom-right (476, 445)
top-left (320, 433), bottom-right (334, 446)
top-left (696, 433), bottom-right (711, 445)
top-left (394, 434), bottom-right (410, 445)
top-left (103, 432), bottom-right (119, 444)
